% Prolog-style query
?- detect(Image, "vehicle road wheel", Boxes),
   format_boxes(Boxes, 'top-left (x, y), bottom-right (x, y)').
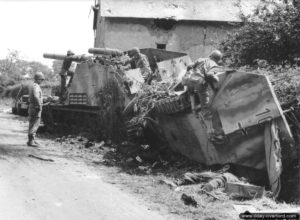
top-left (16, 105), bottom-right (21, 115)
top-left (20, 109), bottom-right (28, 116)
top-left (12, 107), bottom-right (17, 114)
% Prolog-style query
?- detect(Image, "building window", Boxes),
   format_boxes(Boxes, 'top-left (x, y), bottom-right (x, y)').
top-left (153, 19), bottom-right (177, 30)
top-left (156, 44), bottom-right (166, 50)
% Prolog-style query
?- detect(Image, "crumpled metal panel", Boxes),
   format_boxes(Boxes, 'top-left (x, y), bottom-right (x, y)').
top-left (157, 55), bottom-right (192, 81)
top-left (158, 71), bottom-right (293, 172)
top-left (211, 72), bottom-right (292, 141)
top-left (124, 68), bottom-right (144, 94)
top-left (159, 113), bottom-right (266, 169)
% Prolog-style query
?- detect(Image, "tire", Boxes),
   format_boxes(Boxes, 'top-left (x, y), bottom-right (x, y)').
top-left (12, 107), bottom-right (17, 114)
top-left (19, 109), bottom-right (28, 116)
top-left (16, 104), bottom-right (21, 115)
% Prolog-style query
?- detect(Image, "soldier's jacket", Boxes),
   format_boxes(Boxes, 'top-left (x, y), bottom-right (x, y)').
top-left (28, 82), bottom-right (43, 117)
top-left (193, 58), bottom-right (218, 77)
top-left (182, 58), bottom-right (220, 89)
top-left (60, 56), bottom-right (73, 75)
top-left (60, 55), bottom-right (81, 75)
top-left (134, 54), bottom-right (151, 72)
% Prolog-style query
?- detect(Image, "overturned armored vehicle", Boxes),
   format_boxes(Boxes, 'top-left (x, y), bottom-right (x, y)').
top-left (126, 57), bottom-right (299, 200)
top-left (43, 47), bottom-right (299, 200)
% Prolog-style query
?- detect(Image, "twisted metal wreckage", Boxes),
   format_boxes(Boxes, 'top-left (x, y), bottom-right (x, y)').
top-left (43, 48), bottom-right (299, 198)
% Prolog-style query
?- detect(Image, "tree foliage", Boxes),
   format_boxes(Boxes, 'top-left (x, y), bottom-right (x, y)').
top-left (221, 1), bottom-right (300, 66)
top-left (0, 50), bottom-right (57, 88)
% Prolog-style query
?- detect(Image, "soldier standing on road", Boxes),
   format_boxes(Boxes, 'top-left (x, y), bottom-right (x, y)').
top-left (60, 50), bottom-right (75, 101)
top-left (125, 47), bottom-right (153, 84)
top-left (27, 72), bottom-right (44, 147)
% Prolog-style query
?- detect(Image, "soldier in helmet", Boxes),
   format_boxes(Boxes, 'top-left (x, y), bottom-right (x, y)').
top-left (60, 50), bottom-right (75, 101)
top-left (182, 49), bottom-right (223, 119)
top-left (125, 47), bottom-right (153, 84)
top-left (27, 71), bottom-right (45, 147)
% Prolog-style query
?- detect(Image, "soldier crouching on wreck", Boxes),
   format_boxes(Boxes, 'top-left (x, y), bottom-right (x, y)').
top-left (60, 50), bottom-right (75, 101)
top-left (124, 47), bottom-right (153, 84)
top-left (27, 72), bottom-right (45, 147)
top-left (182, 50), bottom-right (222, 119)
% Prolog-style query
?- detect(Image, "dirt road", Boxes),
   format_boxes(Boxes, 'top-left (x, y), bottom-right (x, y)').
top-left (0, 108), bottom-right (165, 220)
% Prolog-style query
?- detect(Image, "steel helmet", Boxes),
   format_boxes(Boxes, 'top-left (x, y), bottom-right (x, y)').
top-left (67, 50), bottom-right (75, 56)
top-left (132, 47), bottom-right (140, 54)
top-left (34, 71), bottom-right (45, 80)
top-left (209, 50), bottom-right (223, 62)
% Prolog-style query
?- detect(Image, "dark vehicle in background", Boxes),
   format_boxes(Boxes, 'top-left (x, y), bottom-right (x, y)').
top-left (12, 94), bottom-right (29, 116)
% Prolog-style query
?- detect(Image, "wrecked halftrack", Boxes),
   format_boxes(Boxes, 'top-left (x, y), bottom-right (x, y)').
top-left (43, 48), bottom-right (299, 200)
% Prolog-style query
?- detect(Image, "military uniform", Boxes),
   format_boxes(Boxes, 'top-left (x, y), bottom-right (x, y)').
top-left (182, 57), bottom-right (219, 116)
top-left (132, 54), bottom-right (152, 84)
top-left (28, 82), bottom-right (43, 142)
top-left (60, 56), bottom-right (75, 100)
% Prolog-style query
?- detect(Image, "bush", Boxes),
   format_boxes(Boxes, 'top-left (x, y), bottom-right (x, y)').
top-left (3, 83), bottom-right (31, 99)
top-left (221, 2), bottom-right (300, 67)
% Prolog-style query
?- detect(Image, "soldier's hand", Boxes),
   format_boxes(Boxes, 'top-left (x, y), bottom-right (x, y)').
top-left (187, 65), bottom-right (193, 71)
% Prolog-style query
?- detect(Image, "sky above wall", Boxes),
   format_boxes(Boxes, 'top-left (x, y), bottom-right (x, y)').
top-left (0, 0), bottom-right (95, 66)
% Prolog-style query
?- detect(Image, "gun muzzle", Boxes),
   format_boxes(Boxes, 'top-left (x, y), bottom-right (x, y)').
top-left (43, 53), bottom-right (92, 62)
top-left (43, 53), bottom-right (67, 60)
top-left (88, 48), bottom-right (123, 56)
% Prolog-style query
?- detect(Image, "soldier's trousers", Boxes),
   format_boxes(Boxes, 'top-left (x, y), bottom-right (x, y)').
top-left (188, 82), bottom-right (210, 110)
top-left (196, 83), bottom-right (209, 109)
top-left (60, 70), bottom-right (74, 99)
top-left (28, 109), bottom-right (41, 139)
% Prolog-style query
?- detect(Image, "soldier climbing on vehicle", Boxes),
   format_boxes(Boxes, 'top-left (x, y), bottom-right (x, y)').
top-left (182, 49), bottom-right (223, 119)
top-left (59, 50), bottom-right (76, 101)
top-left (123, 47), bottom-right (153, 85)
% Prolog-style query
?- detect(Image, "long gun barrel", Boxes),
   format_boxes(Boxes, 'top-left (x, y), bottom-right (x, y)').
top-left (88, 48), bottom-right (123, 56)
top-left (43, 53), bottom-right (92, 62)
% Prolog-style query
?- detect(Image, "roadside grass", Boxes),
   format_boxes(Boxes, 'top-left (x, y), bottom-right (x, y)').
top-left (0, 97), bottom-right (12, 108)
top-left (97, 147), bottom-right (299, 220)
top-left (38, 132), bottom-right (300, 220)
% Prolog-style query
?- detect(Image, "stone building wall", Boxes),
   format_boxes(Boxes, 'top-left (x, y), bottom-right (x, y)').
top-left (95, 17), bottom-right (236, 60)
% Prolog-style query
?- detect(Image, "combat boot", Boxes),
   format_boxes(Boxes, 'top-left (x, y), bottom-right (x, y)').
top-left (33, 139), bottom-right (41, 147)
top-left (27, 135), bottom-right (38, 147)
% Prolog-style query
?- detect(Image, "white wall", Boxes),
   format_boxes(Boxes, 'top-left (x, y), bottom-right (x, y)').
top-left (95, 18), bottom-right (235, 61)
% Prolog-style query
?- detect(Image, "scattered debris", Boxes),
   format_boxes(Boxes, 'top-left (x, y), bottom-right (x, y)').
top-left (225, 182), bottom-right (265, 200)
top-left (92, 159), bottom-right (105, 165)
top-left (78, 137), bottom-right (85, 142)
top-left (181, 193), bottom-right (198, 207)
top-left (28, 154), bottom-right (54, 162)
top-left (99, 141), bottom-right (105, 147)
top-left (135, 156), bottom-right (143, 163)
top-left (151, 161), bottom-right (159, 168)
top-left (158, 179), bottom-right (177, 189)
top-left (84, 141), bottom-right (95, 148)
top-left (141, 144), bottom-right (150, 150)
top-left (136, 166), bottom-right (151, 174)
top-left (199, 189), bottom-right (223, 201)
top-left (203, 172), bottom-right (240, 192)
top-left (126, 157), bottom-right (134, 163)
